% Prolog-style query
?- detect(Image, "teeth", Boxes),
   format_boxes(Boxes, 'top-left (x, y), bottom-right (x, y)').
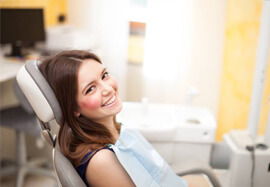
top-left (103, 95), bottom-right (116, 106)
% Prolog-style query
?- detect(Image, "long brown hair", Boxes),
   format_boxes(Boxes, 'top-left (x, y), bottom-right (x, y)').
top-left (39, 50), bottom-right (120, 167)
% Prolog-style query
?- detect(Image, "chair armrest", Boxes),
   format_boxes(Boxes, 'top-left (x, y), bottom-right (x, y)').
top-left (171, 161), bottom-right (221, 187)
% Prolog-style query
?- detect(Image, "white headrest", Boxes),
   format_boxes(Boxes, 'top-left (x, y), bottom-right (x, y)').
top-left (16, 60), bottom-right (62, 124)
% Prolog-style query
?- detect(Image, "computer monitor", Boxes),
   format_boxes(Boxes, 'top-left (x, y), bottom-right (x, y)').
top-left (0, 8), bottom-right (45, 57)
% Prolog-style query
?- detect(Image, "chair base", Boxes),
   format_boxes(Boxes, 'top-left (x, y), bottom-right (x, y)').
top-left (1, 159), bottom-right (56, 187)
top-left (0, 131), bottom-right (56, 187)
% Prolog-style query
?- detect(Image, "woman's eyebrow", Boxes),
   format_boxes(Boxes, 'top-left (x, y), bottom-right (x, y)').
top-left (101, 68), bottom-right (107, 75)
top-left (81, 68), bottom-right (107, 94)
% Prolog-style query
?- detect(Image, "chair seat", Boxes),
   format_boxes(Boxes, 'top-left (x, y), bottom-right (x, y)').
top-left (0, 106), bottom-right (41, 137)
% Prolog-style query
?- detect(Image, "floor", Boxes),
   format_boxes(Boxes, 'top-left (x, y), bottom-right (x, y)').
top-left (0, 169), bottom-right (228, 187)
top-left (0, 159), bottom-right (58, 187)
top-left (0, 175), bottom-right (57, 187)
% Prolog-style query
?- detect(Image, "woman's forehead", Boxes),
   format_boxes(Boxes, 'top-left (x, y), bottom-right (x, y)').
top-left (77, 59), bottom-right (104, 90)
top-left (78, 59), bottom-right (103, 76)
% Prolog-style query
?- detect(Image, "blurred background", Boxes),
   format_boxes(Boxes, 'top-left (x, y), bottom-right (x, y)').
top-left (0, 0), bottom-right (269, 186)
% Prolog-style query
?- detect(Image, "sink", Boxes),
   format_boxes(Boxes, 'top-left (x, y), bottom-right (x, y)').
top-left (175, 106), bottom-right (217, 143)
top-left (117, 101), bottom-right (217, 164)
top-left (117, 102), bottom-right (216, 143)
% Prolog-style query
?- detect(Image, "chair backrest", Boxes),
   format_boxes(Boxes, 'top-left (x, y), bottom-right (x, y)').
top-left (16, 60), bottom-right (86, 187)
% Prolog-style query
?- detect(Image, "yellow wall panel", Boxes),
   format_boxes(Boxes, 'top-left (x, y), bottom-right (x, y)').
top-left (217, 0), bottom-right (270, 140)
top-left (0, 0), bottom-right (66, 27)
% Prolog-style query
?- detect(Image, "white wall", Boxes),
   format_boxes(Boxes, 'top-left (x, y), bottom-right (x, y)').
top-left (67, 0), bottom-right (226, 117)
top-left (67, 0), bottom-right (130, 100)
top-left (186, 0), bottom-right (226, 117)
top-left (143, 0), bottom-right (194, 104)
top-left (127, 0), bottom-right (226, 118)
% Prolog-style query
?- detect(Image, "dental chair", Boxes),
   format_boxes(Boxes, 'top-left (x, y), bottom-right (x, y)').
top-left (16, 60), bottom-right (221, 187)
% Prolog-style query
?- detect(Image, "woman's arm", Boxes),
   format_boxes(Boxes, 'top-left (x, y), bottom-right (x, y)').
top-left (85, 149), bottom-right (135, 187)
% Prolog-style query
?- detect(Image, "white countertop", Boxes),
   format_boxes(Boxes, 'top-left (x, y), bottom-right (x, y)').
top-left (0, 48), bottom-right (40, 83)
top-left (0, 58), bottom-right (25, 83)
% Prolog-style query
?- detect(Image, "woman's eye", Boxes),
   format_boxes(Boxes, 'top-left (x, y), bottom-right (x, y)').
top-left (102, 72), bottom-right (109, 79)
top-left (86, 86), bottom-right (95, 94)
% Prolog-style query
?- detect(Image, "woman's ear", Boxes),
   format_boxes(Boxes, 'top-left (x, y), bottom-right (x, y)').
top-left (74, 111), bottom-right (81, 117)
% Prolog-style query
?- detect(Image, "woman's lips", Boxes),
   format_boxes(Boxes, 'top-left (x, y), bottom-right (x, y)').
top-left (102, 94), bottom-right (116, 107)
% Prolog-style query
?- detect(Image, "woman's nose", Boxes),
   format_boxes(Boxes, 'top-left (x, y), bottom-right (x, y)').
top-left (101, 83), bottom-right (113, 96)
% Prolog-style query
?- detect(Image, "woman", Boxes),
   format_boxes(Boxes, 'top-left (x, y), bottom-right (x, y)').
top-left (39, 50), bottom-right (188, 187)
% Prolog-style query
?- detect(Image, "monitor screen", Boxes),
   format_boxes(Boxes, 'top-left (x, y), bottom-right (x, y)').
top-left (0, 8), bottom-right (45, 56)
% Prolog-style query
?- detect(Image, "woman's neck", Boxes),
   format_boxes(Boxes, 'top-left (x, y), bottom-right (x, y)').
top-left (93, 116), bottom-right (119, 141)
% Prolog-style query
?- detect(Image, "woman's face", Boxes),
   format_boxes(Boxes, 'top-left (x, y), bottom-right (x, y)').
top-left (75, 59), bottom-right (122, 123)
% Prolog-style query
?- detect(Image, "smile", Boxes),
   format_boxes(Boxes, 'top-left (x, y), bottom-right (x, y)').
top-left (102, 95), bottom-right (116, 107)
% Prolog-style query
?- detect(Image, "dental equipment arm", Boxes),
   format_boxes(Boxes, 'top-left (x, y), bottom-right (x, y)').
top-left (172, 161), bottom-right (221, 187)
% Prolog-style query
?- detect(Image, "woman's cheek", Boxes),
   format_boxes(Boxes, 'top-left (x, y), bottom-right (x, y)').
top-left (111, 79), bottom-right (118, 90)
top-left (80, 97), bottom-right (101, 110)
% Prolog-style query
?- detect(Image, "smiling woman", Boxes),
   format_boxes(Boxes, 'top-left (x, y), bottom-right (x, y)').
top-left (38, 50), bottom-right (134, 186)
top-left (38, 50), bottom-right (188, 187)
top-left (75, 59), bottom-right (122, 126)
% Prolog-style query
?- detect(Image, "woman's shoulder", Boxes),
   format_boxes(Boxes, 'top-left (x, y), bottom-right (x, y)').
top-left (87, 148), bottom-right (116, 168)
top-left (86, 148), bottom-right (120, 176)
top-left (85, 148), bottom-right (135, 186)
top-left (82, 147), bottom-right (114, 164)
top-left (77, 147), bottom-right (113, 185)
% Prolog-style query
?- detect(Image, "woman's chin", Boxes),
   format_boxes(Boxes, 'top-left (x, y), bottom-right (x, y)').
top-left (114, 98), bottom-right (123, 115)
top-left (117, 101), bottom-right (123, 114)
